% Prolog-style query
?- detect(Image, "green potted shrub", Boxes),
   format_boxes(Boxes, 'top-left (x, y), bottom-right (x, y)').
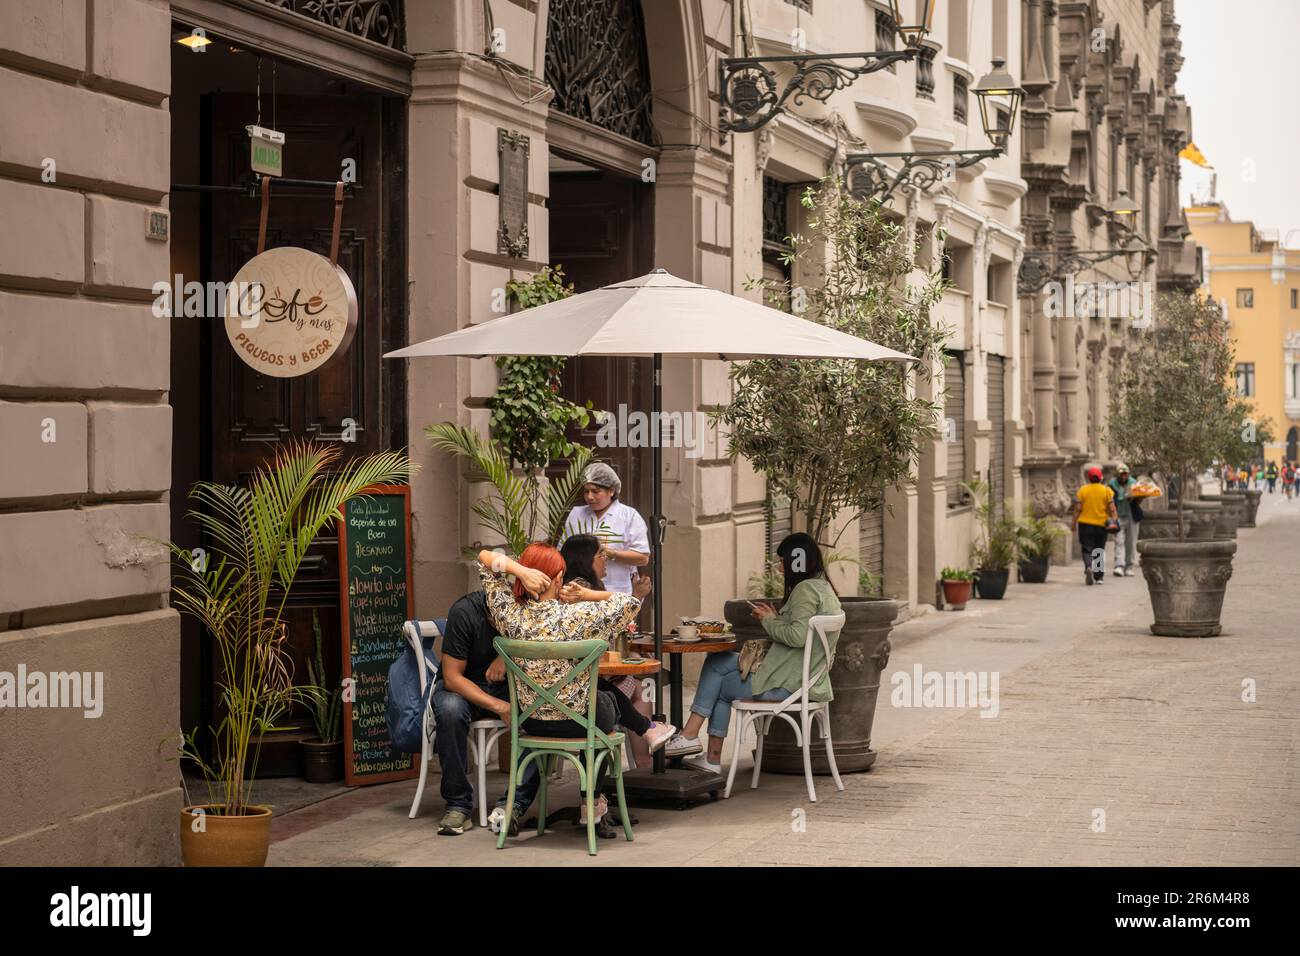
top-left (298, 610), bottom-right (344, 784)
top-left (168, 442), bottom-right (412, 866)
top-left (1014, 512), bottom-right (1066, 583)
top-left (715, 177), bottom-right (950, 773)
top-left (939, 567), bottom-right (974, 609)
top-left (960, 478), bottom-right (1016, 599)
top-left (1106, 292), bottom-right (1238, 637)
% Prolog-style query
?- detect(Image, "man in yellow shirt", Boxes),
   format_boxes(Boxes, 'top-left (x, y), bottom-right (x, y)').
top-left (1072, 466), bottom-right (1118, 586)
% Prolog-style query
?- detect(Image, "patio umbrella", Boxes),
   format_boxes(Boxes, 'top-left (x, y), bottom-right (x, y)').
top-left (385, 269), bottom-right (915, 784)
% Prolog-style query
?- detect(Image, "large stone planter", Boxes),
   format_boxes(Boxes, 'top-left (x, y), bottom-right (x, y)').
top-left (725, 597), bottom-right (899, 774)
top-left (1136, 539), bottom-right (1237, 637)
top-left (1200, 493), bottom-right (1246, 538)
top-left (1240, 488), bottom-right (1261, 527)
top-left (1138, 501), bottom-right (1218, 541)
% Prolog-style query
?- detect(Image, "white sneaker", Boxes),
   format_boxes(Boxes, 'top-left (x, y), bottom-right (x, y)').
top-left (1123, 568), bottom-right (1135, 577)
top-left (683, 753), bottom-right (721, 774)
top-left (487, 806), bottom-right (506, 834)
top-left (1113, 567), bottom-right (1123, 576)
top-left (643, 721), bottom-right (677, 754)
top-left (664, 733), bottom-right (703, 757)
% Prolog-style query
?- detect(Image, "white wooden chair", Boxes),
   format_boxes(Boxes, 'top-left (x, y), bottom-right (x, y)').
top-left (724, 612), bottom-right (847, 803)
top-left (403, 619), bottom-right (508, 826)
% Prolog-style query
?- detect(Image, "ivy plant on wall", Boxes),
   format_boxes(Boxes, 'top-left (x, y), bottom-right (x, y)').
top-left (488, 265), bottom-right (596, 470)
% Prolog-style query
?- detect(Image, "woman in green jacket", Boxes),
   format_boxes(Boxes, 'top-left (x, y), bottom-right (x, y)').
top-left (672, 533), bottom-right (843, 775)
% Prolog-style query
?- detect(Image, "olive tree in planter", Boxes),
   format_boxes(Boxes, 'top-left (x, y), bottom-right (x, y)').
top-left (1106, 293), bottom-right (1237, 637)
top-left (168, 442), bottom-right (413, 865)
top-left (715, 178), bottom-right (949, 772)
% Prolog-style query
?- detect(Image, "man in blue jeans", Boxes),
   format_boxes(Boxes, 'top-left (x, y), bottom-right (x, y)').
top-left (433, 589), bottom-right (540, 835)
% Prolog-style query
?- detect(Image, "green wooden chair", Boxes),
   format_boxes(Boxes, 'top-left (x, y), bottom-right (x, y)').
top-left (493, 636), bottom-right (634, 856)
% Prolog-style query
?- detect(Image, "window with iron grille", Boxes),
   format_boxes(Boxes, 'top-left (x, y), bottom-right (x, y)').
top-left (1291, 288), bottom-right (1297, 309)
top-left (783, 0), bottom-right (813, 10)
top-left (1236, 363), bottom-right (1255, 397)
top-left (953, 75), bottom-right (968, 124)
top-left (1236, 288), bottom-right (1254, 308)
top-left (876, 9), bottom-right (897, 72)
top-left (915, 46), bottom-right (936, 100)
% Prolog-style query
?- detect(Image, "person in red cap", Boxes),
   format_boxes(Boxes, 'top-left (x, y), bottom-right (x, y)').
top-left (1072, 466), bottom-right (1118, 585)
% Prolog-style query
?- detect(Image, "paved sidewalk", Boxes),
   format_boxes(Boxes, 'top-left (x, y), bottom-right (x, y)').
top-left (267, 497), bottom-right (1300, 866)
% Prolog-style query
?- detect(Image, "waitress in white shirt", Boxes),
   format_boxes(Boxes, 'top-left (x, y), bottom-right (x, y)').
top-left (564, 462), bottom-right (650, 594)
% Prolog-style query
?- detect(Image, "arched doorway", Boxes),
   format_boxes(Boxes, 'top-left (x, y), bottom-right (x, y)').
top-left (544, 0), bottom-right (659, 520)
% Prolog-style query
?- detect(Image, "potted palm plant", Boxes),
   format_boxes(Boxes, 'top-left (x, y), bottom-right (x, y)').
top-left (169, 442), bottom-right (412, 866)
top-left (1107, 292), bottom-right (1237, 637)
top-left (299, 610), bottom-right (344, 784)
top-left (715, 177), bottom-right (950, 773)
top-left (1014, 512), bottom-right (1066, 583)
top-left (939, 567), bottom-right (974, 609)
top-left (960, 478), bottom-right (1016, 599)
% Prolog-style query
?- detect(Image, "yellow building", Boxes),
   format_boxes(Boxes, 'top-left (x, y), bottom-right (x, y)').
top-left (1186, 202), bottom-right (1300, 465)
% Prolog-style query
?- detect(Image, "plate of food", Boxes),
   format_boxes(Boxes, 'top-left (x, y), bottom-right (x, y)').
top-left (680, 617), bottom-right (732, 635)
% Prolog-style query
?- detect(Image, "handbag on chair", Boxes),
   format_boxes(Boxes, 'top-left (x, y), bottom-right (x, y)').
top-left (737, 637), bottom-right (771, 681)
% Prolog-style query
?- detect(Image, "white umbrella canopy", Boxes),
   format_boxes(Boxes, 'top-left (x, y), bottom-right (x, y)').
top-left (384, 269), bottom-right (917, 362)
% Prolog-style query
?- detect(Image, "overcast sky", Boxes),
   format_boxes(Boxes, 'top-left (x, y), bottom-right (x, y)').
top-left (1175, 0), bottom-right (1300, 244)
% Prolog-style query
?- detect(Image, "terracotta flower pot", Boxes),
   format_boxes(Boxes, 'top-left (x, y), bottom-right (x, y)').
top-left (1136, 538), bottom-right (1237, 637)
top-left (941, 578), bottom-right (973, 609)
top-left (180, 804), bottom-right (273, 867)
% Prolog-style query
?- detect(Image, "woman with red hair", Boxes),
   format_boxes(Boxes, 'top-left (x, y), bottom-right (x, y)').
top-left (475, 544), bottom-right (650, 831)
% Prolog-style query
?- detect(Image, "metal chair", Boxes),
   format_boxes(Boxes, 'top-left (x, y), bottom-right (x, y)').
top-left (403, 618), bottom-right (508, 827)
top-left (724, 612), bottom-right (847, 803)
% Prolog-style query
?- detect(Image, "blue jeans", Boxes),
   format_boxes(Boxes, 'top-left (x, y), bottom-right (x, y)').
top-left (432, 680), bottom-right (539, 815)
top-left (690, 652), bottom-right (790, 738)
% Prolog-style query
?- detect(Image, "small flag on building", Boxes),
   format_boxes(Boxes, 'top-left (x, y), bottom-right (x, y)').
top-left (1179, 141), bottom-right (1212, 168)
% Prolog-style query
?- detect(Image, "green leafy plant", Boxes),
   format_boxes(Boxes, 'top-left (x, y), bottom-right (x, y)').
top-left (426, 421), bottom-right (591, 555)
top-left (1218, 395), bottom-right (1275, 469)
top-left (1013, 510), bottom-right (1066, 561)
top-left (940, 567), bottom-right (973, 581)
top-left (747, 557), bottom-right (786, 598)
top-left (1106, 293), bottom-right (1236, 540)
top-left (960, 478), bottom-right (1017, 569)
top-left (489, 265), bottom-right (595, 470)
top-left (858, 568), bottom-right (883, 597)
top-left (715, 177), bottom-right (951, 548)
top-left (301, 609), bottom-right (342, 745)
top-left (167, 442), bottom-right (413, 815)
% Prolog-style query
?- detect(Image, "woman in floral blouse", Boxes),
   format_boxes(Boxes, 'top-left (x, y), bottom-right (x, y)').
top-left (475, 544), bottom-right (649, 828)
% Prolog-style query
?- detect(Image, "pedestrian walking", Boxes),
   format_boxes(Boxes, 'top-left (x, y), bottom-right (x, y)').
top-left (1286, 462), bottom-right (1297, 501)
top-left (1072, 466), bottom-right (1118, 585)
top-left (1266, 461), bottom-right (1278, 493)
top-left (1106, 463), bottom-right (1138, 576)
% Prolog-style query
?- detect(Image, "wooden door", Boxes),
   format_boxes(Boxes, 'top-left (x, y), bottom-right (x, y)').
top-left (206, 93), bottom-right (391, 773)
top-left (548, 167), bottom-right (654, 522)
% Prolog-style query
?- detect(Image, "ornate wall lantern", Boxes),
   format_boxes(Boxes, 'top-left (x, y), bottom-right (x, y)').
top-left (888, 0), bottom-right (936, 48)
top-left (972, 57), bottom-right (1024, 150)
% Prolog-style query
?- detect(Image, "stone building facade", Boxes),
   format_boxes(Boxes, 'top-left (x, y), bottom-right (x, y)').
top-left (734, 0), bottom-right (1027, 608)
top-left (1016, 0), bottom-right (1197, 536)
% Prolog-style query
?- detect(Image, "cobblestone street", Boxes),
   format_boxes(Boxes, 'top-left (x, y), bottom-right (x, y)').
top-left (266, 495), bottom-right (1300, 866)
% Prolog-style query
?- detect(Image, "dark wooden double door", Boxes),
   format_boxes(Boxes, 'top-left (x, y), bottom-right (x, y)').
top-left (186, 94), bottom-right (404, 773)
top-left (548, 166), bottom-right (654, 524)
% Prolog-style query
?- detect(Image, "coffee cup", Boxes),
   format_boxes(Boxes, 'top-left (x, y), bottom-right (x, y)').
top-left (676, 625), bottom-right (699, 641)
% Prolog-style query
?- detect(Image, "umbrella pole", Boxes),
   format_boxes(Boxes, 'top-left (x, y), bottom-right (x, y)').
top-left (652, 351), bottom-right (666, 774)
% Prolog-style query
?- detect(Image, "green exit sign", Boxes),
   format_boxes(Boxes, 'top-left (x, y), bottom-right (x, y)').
top-left (246, 124), bottom-right (285, 177)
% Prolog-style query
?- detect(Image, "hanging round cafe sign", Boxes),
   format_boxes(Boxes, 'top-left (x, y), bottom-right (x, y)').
top-left (223, 246), bottom-right (357, 377)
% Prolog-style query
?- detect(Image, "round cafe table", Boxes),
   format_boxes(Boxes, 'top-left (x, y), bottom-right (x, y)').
top-left (598, 658), bottom-right (661, 678)
top-left (628, 634), bottom-right (736, 742)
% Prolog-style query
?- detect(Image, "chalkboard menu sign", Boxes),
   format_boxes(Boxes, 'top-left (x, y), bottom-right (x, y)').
top-left (338, 485), bottom-right (416, 786)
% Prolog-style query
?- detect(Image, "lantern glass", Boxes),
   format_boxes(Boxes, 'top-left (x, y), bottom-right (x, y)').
top-left (889, 0), bottom-right (936, 48)
top-left (1107, 189), bottom-right (1139, 219)
top-left (973, 57), bottom-right (1023, 150)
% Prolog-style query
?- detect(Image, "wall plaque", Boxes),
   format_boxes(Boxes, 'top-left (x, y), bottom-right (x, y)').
top-left (498, 129), bottom-right (530, 259)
